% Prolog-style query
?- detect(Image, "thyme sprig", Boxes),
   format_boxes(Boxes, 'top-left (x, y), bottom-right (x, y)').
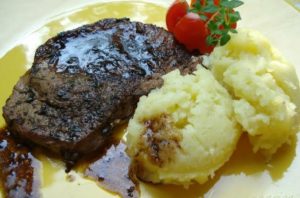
top-left (189, 0), bottom-right (243, 46)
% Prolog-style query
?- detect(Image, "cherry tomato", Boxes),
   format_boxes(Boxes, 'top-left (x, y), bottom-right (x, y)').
top-left (166, 0), bottom-right (189, 33)
top-left (173, 12), bottom-right (207, 52)
top-left (198, 35), bottom-right (214, 54)
top-left (166, 0), bottom-right (239, 54)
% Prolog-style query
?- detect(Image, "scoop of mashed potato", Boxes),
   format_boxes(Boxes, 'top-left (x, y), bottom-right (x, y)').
top-left (209, 29), bottom-right (300, 157)
top-left (126, 66), bottom-right (241, 185)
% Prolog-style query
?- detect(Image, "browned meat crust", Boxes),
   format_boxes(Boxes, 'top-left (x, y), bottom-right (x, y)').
top-left (3, 18), bottom-right (200, 162)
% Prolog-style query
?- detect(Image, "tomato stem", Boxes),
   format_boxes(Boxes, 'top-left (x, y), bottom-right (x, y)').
top-left (225, 9), bottom-right (229, 25)
top-left (205, 11), bottom-right (219, 27)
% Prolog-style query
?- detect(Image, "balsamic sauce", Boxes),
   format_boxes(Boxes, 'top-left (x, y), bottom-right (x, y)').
top-left (0, 127), bottom-right (139, 198)
top-left (0, 128), bottom-right (40, 198)
top-left (85, 141), bottom-right (139, 198)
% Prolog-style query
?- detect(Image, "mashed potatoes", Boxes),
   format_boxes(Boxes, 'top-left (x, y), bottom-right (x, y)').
top-left (126, 29), bottom-right (300, 186)
top-left (209, 29), bottom-right (300, 157)
top-left (126, 66), bottom-right (241, 185)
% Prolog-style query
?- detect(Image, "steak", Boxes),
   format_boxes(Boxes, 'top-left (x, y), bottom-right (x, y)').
top-left (3, 18), bottom-right (200, 163)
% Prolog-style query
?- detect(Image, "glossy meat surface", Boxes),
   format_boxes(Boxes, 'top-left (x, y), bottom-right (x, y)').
top-left (3, 18), bottom-right (199, 162)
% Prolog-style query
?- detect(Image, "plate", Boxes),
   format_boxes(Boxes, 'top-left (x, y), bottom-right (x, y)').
top-left (0, 0), bottom-right (300, 197)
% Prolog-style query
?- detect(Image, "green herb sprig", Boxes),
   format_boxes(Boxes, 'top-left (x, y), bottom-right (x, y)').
top-left (189, 0), bottom-right (244, 46)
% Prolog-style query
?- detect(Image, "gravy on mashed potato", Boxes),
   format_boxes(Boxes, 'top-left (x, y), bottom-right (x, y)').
top-left (126, 66), bottom-right (241, 186)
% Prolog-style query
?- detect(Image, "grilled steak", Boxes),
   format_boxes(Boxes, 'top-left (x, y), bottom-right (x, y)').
top-left (3, 18), bottom-right (200, 162)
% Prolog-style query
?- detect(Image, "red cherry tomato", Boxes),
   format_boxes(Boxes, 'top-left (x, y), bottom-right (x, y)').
top-left (173, 12), bottom-right (207, 52)
top-left (166, 0), bottom-right (189, 33)
top-left (166, 0), bottom-right (239, 54)
top-left (198, 34), bottom-right (214, 54)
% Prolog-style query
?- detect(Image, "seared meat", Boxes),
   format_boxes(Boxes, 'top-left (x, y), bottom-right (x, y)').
top-left (3, 18), bottom-right (200, 162)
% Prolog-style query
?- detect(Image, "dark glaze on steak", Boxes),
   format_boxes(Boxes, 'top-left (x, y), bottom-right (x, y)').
top-left (3, 18), bottom-right (199, 163)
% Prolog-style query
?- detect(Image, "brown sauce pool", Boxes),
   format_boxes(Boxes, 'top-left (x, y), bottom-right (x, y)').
top-left (84, 141), bottom-right (139, 198)
top-left (0, 128), bottom-right (40, 198)
top-left (0, 127), bottom-right (139, 198)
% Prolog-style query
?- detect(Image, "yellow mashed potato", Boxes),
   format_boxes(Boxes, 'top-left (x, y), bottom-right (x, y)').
top-left (126, 66), bottom-right (241, 185)
top-left (209, 29), bottom-right (300, 157)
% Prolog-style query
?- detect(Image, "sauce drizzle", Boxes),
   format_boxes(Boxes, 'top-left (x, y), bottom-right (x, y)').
top-left (0, 128), bottom-right (40, 198)
top-left (85, 141), bottom-right (139, 198)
